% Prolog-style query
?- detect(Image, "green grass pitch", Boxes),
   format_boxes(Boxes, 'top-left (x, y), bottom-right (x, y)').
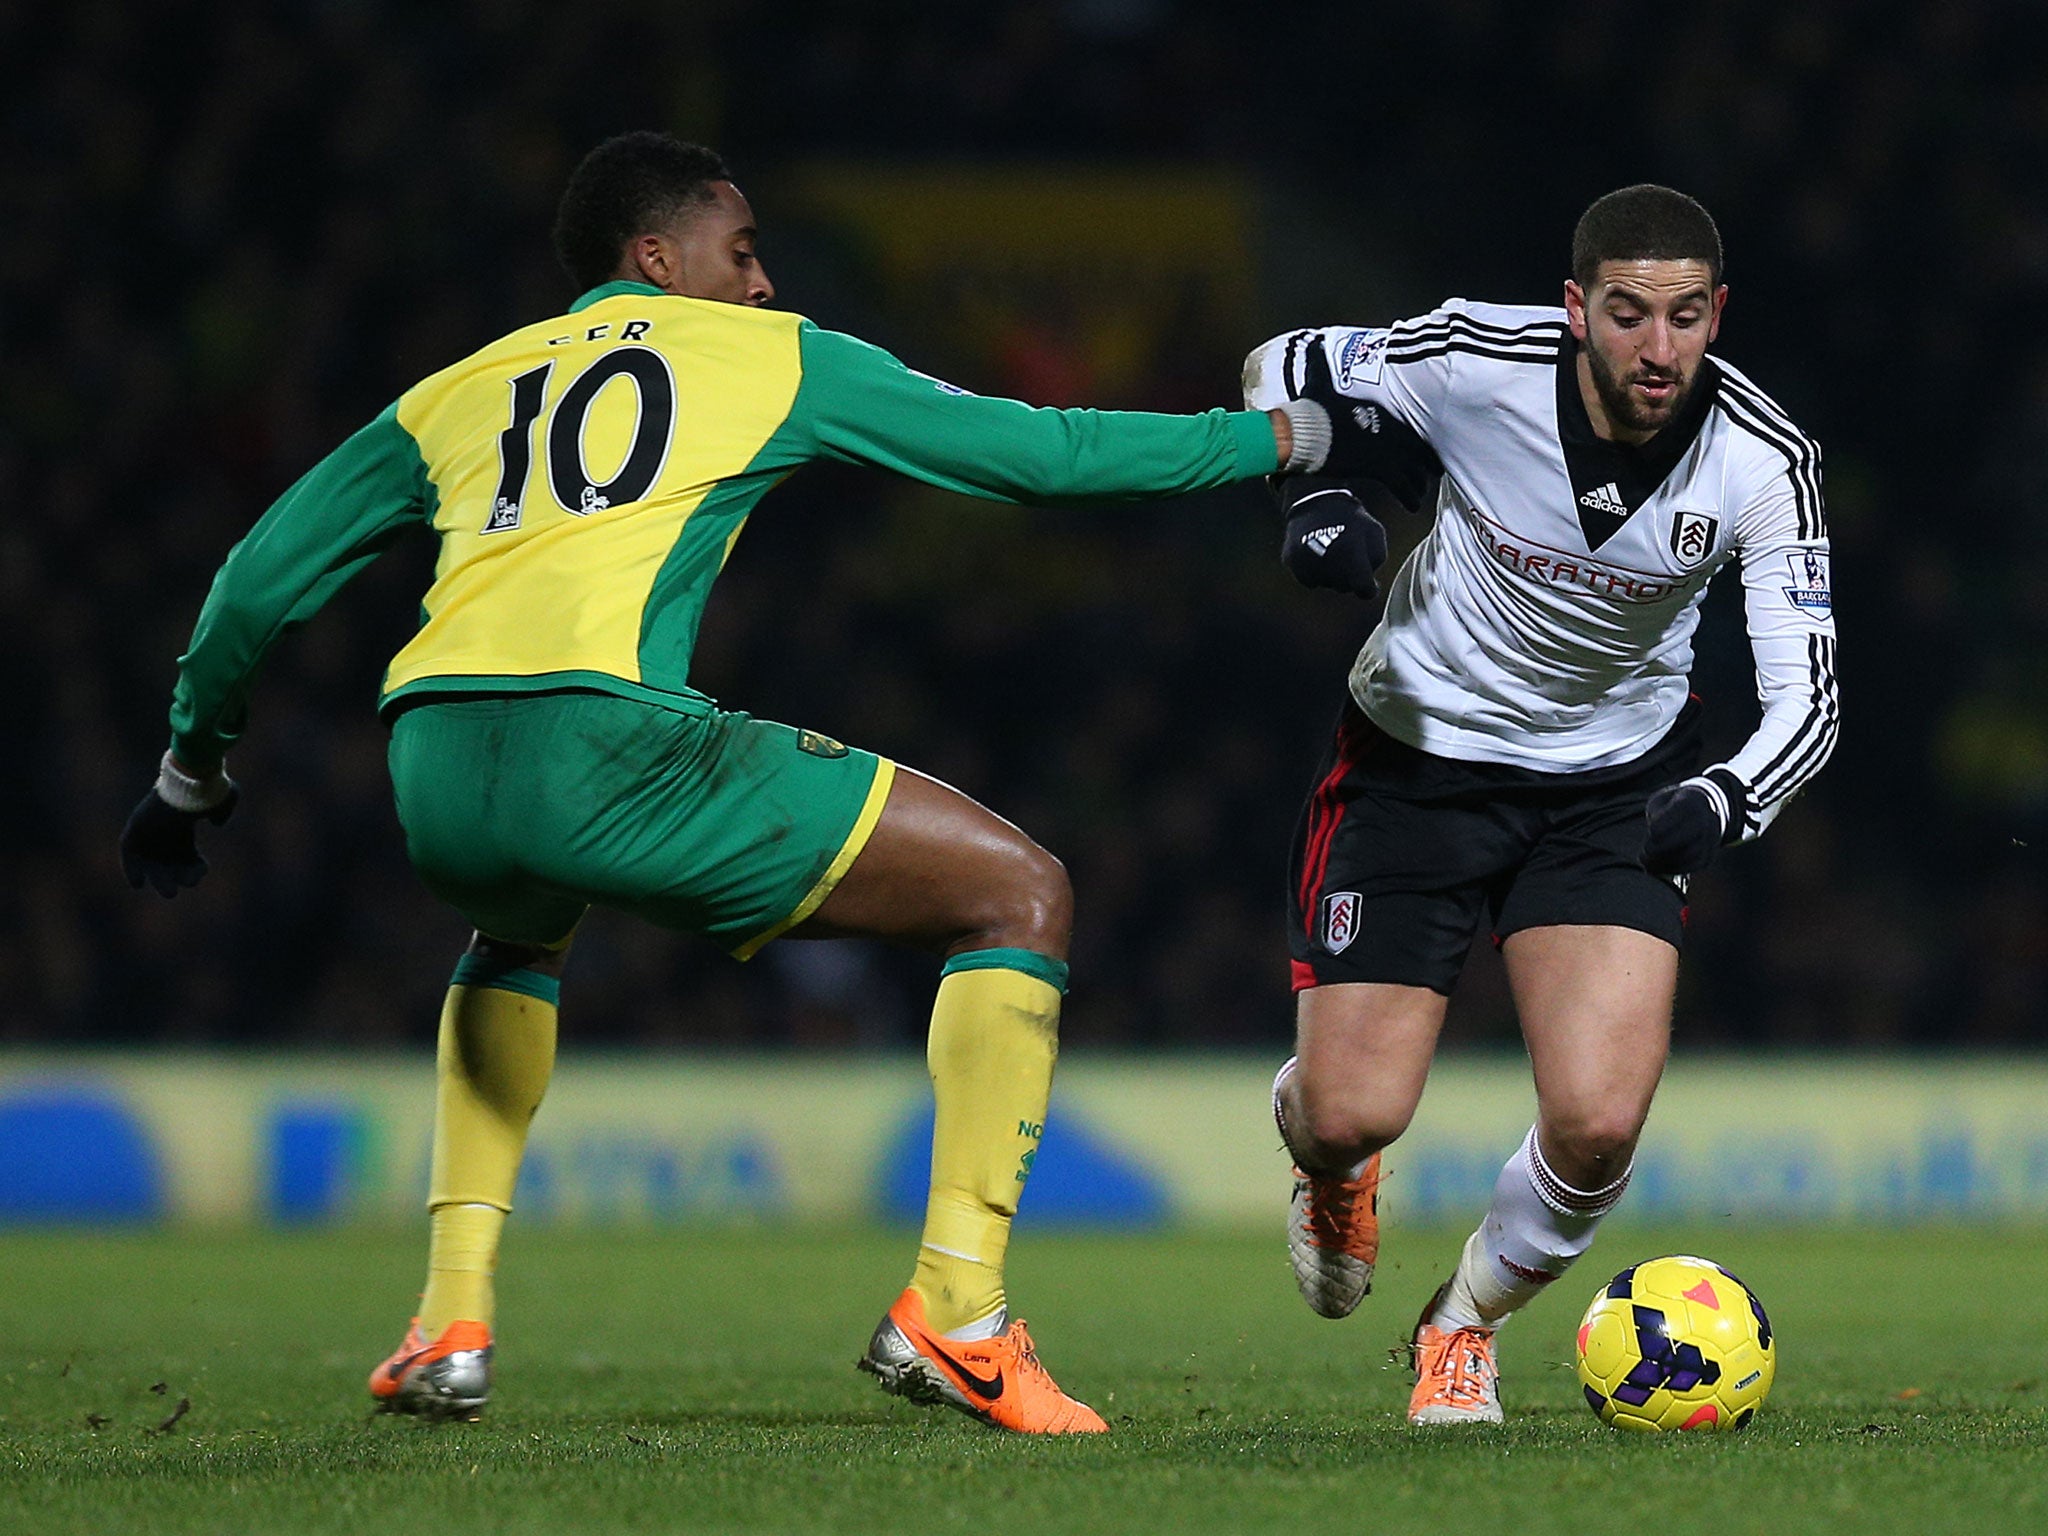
top-left (2, 1224), bottom-right (2043, 1535)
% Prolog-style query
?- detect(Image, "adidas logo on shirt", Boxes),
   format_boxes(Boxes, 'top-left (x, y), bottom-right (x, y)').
top-left (1578, 482), bottom-right (1628, 517)
top-left (1305, 525), bottom-right (1346, 555)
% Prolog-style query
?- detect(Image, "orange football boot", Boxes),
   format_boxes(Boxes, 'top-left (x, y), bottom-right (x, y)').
top-left (368, 1317), bottom-right (493, 1420)
top-left (1288, 1153), bottom-right (1383, 1318)
top-left (858, 1287), bottom-right (1107, 1434)
top-left (1406, 1290), bottom-right (1503, 1425)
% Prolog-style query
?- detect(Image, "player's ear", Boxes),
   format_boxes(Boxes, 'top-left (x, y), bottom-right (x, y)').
top-left (628, 232), bottom-right (676, 291)
top-left (1707, 285), bottom-right (1728, 343)
top-left (1564, 279), bottom-right (1589, 339)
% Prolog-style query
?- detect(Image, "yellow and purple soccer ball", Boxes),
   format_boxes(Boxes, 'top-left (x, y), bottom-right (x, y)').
top-left (1575, 1255), bottom-right (1775, 1432)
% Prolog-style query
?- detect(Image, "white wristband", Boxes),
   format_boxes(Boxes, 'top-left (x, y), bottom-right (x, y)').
top-left (1279, 398), bottom-right (1333, 473)
top-left (156, 750), bottom-right (232, 814)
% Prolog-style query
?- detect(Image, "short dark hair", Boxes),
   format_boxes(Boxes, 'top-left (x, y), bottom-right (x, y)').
top-left (552, 132), bottom-right (734, 290)
top-left (1571, 184), bottom-right (1723, 290)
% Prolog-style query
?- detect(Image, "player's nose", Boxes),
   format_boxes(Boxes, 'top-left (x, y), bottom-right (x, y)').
top-left (750, 265), bottom-right (776, 305)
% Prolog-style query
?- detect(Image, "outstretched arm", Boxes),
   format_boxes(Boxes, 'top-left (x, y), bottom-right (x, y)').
top-left (784, 323), bottom-right (1304, 503)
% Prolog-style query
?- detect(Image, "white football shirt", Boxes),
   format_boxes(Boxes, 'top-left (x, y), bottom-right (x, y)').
top-left (1244, 301), bottom-right (1838, 841)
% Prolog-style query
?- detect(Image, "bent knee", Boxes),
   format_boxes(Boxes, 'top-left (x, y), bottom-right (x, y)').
top-left (1538, 1113), bottom-right (1644, 1184)
top-left (964, 839), bottom-right (1072, 957)
top-left (1295, 1077), bottom-right (1414, 1162)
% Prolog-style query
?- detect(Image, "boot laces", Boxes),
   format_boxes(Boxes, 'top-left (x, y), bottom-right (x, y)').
top-left (1303, 1162), bottom-right (1378, 1251)
top-left (1009, 1322), bottom-right (1054, 1386)
top-left (1423, 1327), bottom-right (1497, 1407)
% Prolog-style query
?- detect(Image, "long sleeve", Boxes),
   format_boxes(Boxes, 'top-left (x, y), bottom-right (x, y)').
top-left (169, 402), bottom-right (434, 769)
top-left (777, 322), bottom-right (1278, 502)
top-left (1709, 442), bottom-right (1839, 841)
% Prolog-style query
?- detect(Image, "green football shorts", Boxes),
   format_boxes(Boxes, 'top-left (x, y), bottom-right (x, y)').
top-left (386, 691), bottom-right (894, 956)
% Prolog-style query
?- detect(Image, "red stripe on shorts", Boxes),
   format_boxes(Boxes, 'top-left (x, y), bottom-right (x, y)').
top-left (1297, 712), bottom-right (1370, 941)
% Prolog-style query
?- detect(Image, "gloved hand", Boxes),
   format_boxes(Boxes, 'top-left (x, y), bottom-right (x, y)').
top-left (1278, 477), bottom-right (1388, 600)
top-left (121, 754), bottom-right (240, 897)
top-left (1641, 769), bottom-right (1743, 876)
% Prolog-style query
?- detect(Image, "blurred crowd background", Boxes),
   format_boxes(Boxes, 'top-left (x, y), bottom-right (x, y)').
top-left (6, 0), bottom-right (2044, 1053)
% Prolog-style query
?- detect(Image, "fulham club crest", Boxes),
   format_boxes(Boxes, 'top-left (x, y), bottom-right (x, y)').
top-left (1321, 891), bottom-right (1362, 954)
top-left (1670, 510), bottom-right (1719, 568)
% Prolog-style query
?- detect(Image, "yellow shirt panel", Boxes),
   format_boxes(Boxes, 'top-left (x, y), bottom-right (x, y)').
top-left (385, 296), bottom-right (804, 694)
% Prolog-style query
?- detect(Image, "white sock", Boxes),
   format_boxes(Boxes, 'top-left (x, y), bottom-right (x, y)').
top-left (942, 1305), bottom-right (1008, 1343)
top-left (1430, 1126), bottom-right (1631, 1330)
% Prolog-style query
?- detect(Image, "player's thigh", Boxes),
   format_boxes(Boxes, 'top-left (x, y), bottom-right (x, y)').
top-left (1291, 980), bottom-right (1449, 1147)
top-left (1491, 751), bottom-right (1686, 1150)
top-left (602, 713), bottom-right (896, 958)
top-left (1502, 922), bottom-right (1677, 1158)
top-left (796, 765), bottom-right (1070, 957)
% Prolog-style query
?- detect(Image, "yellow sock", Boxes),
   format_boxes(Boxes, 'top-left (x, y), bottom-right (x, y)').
top-left (418, 965), bottom-right (559, 1336)
top-left (910, 950), bottom-right (1066, 1336)
top-left (421, 1202), bottom-right (504, 1336)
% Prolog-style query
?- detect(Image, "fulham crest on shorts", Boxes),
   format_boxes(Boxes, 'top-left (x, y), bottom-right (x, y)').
top-left (1321, 891), bottom-right (1362, 954)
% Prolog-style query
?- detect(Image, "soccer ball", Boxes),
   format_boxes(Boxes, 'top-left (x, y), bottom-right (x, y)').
top-left (1575, 1254), bottom-right (1775, 1432)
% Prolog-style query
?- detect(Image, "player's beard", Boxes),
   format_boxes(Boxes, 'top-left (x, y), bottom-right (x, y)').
top-left (1584, 343), bottom-right (1692, 436)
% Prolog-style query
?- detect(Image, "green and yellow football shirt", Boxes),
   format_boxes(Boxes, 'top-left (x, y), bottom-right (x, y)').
top-left (169, 281), bottom-right (1279, 769)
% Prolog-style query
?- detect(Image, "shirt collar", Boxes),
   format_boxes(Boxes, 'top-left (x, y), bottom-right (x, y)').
top-left (568, 280), bottom-right (665, 313)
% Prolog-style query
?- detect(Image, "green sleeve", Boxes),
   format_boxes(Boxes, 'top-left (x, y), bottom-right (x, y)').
top-left (168, 402), bottom-right (433, 769)
top-left (781, 322), bottom-right (1279, 503)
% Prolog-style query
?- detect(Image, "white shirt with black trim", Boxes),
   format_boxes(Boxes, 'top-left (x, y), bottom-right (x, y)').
top-left (1243, 300), bottom-right (1838, 842)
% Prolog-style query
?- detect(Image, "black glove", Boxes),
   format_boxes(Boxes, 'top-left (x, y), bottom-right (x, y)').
top-left (1640, 770), bottom-right (1742, 877)
top-left (1278, 478), bottom-right (1388, 600)
top-left (121, 780), bottom-right (239, 897)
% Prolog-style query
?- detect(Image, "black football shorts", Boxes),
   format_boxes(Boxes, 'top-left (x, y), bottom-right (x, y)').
top-left (1286, 698), bottom-right (1702, 995)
